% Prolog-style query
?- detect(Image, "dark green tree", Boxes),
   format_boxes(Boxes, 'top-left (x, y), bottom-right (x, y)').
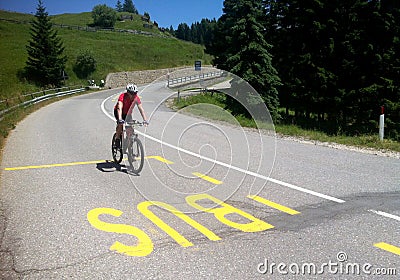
top-left (191, 23), bottom-right (200, 44)
top-left (24, 0), bottom-right (67, 87)
top-left (264, 0), bottom-right (400, 138)
top-left (201, 18), bottom-right (217, 47)
top-left (123, 0), bottom-right (138, 14)
top-left (375, 1), bottom-right (400, 139)
top-left (116, 0), bottom-right (123, 12)
top-left (73, 50), bottom-right (97, 79)
top-left (174, 18), bottom-right (216, 46)
top-left (92, 4), bottom-right (117, 28)
top-left (176, 23), bottom-right (191, 41)
top-left (381, 0), bottom-right (400, 11)
top-left (264, 0), bottom-right (332, 122)
top-left (168, 25), bottom-right (175, 35)
top-left (208, 0), bottom-right (281, 120)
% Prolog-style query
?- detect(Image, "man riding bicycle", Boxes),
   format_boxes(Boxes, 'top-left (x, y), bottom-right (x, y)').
top-left (114, 83), bottom-right (148, 148)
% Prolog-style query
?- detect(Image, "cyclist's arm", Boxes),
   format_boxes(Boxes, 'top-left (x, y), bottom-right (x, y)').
top-left (116, 101), bottom-right (123, 121)
top-left (137, 103), bottom-right (148, 123)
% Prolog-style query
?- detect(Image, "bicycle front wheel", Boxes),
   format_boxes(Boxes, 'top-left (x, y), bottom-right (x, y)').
top-left (127, 136), bottom-right (144, 174)
top-left (112, 133), bottom-right (123, 164)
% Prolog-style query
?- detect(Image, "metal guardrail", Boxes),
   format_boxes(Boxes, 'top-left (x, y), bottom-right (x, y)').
top-left (167, 71), bottom-right (224, 87)
top-left (0, 87), bottom-right (86, 119)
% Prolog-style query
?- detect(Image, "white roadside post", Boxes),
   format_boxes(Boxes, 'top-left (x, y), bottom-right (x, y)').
top-left (379, 106), bottom-right (384, 141)
top-left (167, 71), bottom-right (170, 88)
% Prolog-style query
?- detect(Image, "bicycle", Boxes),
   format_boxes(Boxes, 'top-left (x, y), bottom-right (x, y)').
top-left (111, 120), bottom-right (145, 174)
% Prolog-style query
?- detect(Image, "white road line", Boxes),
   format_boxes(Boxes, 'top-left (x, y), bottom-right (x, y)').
top-left (368, 210), bottom-right (400, 222)
top-left (101, 95), bottom-right (345, 204)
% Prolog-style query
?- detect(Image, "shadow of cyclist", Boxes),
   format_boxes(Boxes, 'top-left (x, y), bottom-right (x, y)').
top-left (96, 160), bottom-right (141, 176)
top-left (96, 160), bottom-right (127, 173)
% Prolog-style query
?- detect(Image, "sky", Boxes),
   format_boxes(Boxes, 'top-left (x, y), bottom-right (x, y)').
top-left (0, 0), bottom-right (224, 28)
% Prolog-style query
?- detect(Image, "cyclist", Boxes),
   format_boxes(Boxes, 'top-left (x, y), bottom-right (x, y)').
top-left (114, 83), bottom-right (148, 148)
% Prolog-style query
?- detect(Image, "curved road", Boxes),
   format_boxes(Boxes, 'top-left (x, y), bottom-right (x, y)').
top-left (1, 80), bottom-right (399, 279)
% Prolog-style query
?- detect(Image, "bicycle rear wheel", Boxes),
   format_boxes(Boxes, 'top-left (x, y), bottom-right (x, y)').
top-left (112, 133), bottom-right (123, 163)
top-left (127, 136), bottom-right (144, 174)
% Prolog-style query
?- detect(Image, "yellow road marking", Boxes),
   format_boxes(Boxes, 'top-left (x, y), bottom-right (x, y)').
top-left (137, 201), bottom-right (220, 248)
top-left (5, 155), bottom-right (173, 171)
top-left (192, 172), bottom-right (222, 185)
top-left (146, 156), bottom-right (174, 164)
top-left (186, 193), bottom-right (274, 232)
top-left (87, 207), bottom-right (153, 257)
top-left (4, 160), bottom-right (108, 171)
top-left (374, 242), bottom-right (400, 256)
top-left (248, 195), bottom-right (300, 215)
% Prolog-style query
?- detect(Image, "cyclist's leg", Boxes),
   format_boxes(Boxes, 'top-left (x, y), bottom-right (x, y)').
top-left (114, 109), bottom-right (127, 149)
top-left (125, 114), bottom-right (134, 138)
top-left (114, 109), bottom-right (126, 140)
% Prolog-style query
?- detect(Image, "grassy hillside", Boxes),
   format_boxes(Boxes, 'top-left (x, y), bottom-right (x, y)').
top-left (0, 10), bottom-right (212, 99)
top-left (50, 12), bottom-right (166, 34)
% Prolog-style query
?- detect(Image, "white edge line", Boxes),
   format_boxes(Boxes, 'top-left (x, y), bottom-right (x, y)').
top-left (101, 94), bottom-right (345, 204)
top-left (368, 210), bottom-right (400, 222)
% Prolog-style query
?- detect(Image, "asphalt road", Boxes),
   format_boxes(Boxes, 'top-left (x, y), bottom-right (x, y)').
top-left (0, 79), bottom-right (399, 279)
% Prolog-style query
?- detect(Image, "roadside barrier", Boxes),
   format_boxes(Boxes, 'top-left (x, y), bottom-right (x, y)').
top-left (0, 86), bottom-right (85, 119)
top-left (167, 71), bottom-right (224, 88)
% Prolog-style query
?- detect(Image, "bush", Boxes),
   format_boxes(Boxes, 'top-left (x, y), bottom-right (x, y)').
top-left (92, 4), bottom-right (117, 28)
top-left (73, 50), bottom-right (96, 79)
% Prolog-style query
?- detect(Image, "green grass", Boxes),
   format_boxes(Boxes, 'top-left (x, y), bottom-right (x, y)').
top-left (0, 19), bottom-right (37, 96)
top-left (0, 10), bottom-right (34, 21)
top-left (172, 93), bottom-right (400, 152)
top-left (275, 124), bottom-right (399, 150)
top-left (50, 12), bottom-right (93, 26)
top-left (173, 91), bottom-right (275, 130)
top-left (58, 28), bottom-right (208, 81)
top-left (173, 90), bottom-right (226, 109)
top-left (0, 10), bottom-right (211, 100)
top-left (50, 12), bottom-right (166, 34)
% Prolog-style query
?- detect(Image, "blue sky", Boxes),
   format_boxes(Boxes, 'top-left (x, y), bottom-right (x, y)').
top-left (0, 0), bottom-right (224, 28)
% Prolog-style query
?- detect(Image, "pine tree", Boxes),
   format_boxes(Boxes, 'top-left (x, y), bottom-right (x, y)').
top-left (123, 0), bottom-right (138, 14)
top-left (264, 0), bottom-right (400, 138)
top-left (25, 0), bottom-right (67, 87)
top-left (208, 0), bottom-right (281, 120)
top-left (174, 18), bottom-right (216, 46)
top-left (169, 25), bottom-right (175, 35)
top-left (374, 1), bottom-right (400, 139)
top-left (116, 0), bottom-right (123, 12)
top-left (176, 23), bottom-right (191, 41)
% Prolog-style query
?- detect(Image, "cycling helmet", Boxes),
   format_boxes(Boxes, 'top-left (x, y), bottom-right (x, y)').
top-left (126, 83), bottom-right (138, 94)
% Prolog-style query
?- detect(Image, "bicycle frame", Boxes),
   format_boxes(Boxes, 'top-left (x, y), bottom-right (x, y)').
top-left (112, 120), bottom-right (144, 173)
top-left (122, 121), bottom-right (141, 151)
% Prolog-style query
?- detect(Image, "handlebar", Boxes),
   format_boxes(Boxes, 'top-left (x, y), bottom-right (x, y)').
top-left (116, 119), bottom-right (148, 127)
top-left (125, 120), bottom-right (145, 126)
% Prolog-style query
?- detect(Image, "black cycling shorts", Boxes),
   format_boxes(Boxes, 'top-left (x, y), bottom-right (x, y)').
top-left (114, 108), bottom-right (125, 121)
top-left (114, 108), bottom-right (131, 122)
